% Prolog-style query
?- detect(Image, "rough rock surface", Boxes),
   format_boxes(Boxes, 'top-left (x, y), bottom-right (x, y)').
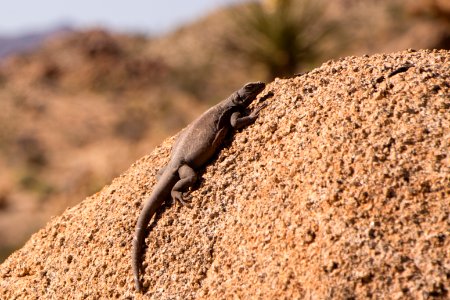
top-left (0, 49), bottom-right (448, 299)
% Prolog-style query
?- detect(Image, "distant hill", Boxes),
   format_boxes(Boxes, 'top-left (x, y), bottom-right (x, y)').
top-left (0, 25), bottom-right (73, 59)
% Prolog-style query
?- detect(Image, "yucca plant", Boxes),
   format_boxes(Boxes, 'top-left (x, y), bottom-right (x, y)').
top-left (230, 0), bottom-right (333, 79)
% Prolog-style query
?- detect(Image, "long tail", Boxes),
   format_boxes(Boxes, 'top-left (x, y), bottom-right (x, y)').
top-left (132, 168), bottom-right (178, 292)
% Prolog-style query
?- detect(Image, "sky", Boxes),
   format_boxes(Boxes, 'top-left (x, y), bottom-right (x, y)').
top-left (0, 0), bottom-right (245, 36)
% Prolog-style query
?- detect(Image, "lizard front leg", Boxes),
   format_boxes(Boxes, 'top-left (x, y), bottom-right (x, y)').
top-left (171, 164), bottom-right (197, 206)
top-left (230, 103), bottom-right (267, 129)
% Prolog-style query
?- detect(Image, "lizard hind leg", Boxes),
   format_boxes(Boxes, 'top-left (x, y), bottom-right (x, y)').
top-left (171, 164), bottom-right (197, 207)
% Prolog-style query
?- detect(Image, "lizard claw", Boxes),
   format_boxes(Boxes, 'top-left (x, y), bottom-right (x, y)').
top-left (171, 191), bottom-right (192, 207)
top-left (250, 102), bottom-right (268, 117)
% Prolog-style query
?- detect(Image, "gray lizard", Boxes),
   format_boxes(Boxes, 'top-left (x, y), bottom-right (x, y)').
top-left (132, 81), bottom-right (266, 292)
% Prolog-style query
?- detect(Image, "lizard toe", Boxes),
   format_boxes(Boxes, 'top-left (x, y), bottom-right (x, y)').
top-left (172, 191), bottom-right (192, 207)
top-left (250, 102), bottom-right (268, 117)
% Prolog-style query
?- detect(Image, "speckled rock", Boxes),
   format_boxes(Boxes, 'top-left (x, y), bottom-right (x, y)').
top-left (0, 49), bottom-right (448, 299)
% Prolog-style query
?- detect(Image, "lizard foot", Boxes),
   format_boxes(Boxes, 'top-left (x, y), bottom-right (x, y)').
top-left (171, 191), bottom-right (192, 207)
top-left (250, 102), bottom-right (268, 117)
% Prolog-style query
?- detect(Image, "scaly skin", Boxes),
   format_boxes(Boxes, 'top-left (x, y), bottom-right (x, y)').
top-left (132, 82), bottom-right (266, 292)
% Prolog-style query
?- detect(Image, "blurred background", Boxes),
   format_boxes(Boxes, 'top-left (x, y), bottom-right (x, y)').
top-left (0, 0), bottom-right (448, 262)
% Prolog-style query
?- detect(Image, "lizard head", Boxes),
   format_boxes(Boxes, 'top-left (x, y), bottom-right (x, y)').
top-left (234, 81), bottom-right (266, 107)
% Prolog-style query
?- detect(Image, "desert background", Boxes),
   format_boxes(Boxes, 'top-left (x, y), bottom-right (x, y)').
top-left (0, 0), bottom-right (450, 299)
top-left (0, 1), bottom-right (448, 297)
